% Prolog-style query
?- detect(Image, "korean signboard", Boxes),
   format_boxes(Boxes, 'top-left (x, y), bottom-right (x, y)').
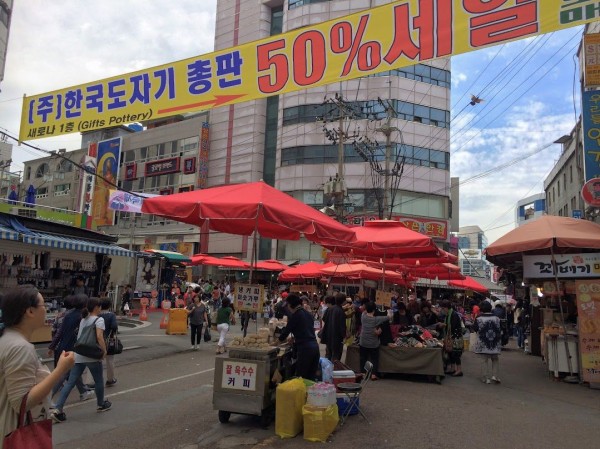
top-left (20, 1), bottom-right (600, 141)
top-left (234, 284), bottom-right (264, 313)
top-left (523, 253), bottom-right (600, 279)
top-left (584, 33), bottom-right (600, 87)
top-left (145, 157), bottom-right (180, 177)
top-left (124, 162), bottom-right (137, 180)
top-left (575, 280), bottom-right (600, 383)
top-left (221, 361), bottom-right (258, 391)
top-left (344, 214), bottom-right (447, 239)
top-left (198, 122), bottom-right (210, 188)
top-left (290, 284), bottom-right (319, 295)
top-left (375, 290), bottom-right (394, 307)
top-left (582, 91), bottom-right (600, 182)
top-left (92, 137), bottom-right (121, 227)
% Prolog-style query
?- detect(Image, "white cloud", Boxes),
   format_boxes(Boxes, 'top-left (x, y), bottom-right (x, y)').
top-left (0, 0), bottom-right (217, 169)
top-left (452, 100), bottom-right (574, 243)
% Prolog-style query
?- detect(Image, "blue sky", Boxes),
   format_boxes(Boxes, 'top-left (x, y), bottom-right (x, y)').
top-left (0, 1), bottom-right (587, 243)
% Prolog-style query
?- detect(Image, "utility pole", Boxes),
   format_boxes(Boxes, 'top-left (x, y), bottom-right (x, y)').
top-left (320, 91), bottom-right (359, 220)
top-left (377, 81), bottom-right (398, 219)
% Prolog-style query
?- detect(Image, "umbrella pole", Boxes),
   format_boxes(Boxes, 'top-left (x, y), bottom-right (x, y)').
top-left (550, 247), bottom-right (578, 382)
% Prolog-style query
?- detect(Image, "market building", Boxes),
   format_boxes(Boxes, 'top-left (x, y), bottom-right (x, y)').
top-left (516, 193), bottom-right (546, 225)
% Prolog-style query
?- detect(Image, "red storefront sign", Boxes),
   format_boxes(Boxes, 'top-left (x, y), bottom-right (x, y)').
top-left (343, 214), bottom-right (447, 239)
top-left (145, 157), bottom-right (180, 177)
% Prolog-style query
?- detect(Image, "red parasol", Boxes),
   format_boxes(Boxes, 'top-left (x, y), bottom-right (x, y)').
top-left (321, 262), bottom-right (408, 284)
top-left (217, 256), bottom-right (251, 269)
top-left (188, 253), bottom-right (224, 266)
top-left (253, 259), bottom-right (289, 271)
top-left (278, 261), bottom-right (336, 281)
top-left (141, 181), bottom-right (356, 246)
top-left (448, 276), bottom-right (489, 293)
top-left (324, 220), bottom-right (441, 258)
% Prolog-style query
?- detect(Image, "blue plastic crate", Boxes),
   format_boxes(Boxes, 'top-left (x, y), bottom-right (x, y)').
top-left (336, 394), bottom-right (359, 416)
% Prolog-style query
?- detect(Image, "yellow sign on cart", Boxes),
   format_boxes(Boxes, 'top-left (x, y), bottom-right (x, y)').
top-left (20, 0), bottom-right (600, 141)
top-left (575, 280), bottom-right (600, 383)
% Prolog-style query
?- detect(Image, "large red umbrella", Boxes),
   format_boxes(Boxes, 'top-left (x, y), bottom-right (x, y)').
top-left (448, 276), bottom-right (488, 293)
top-left (324, 220), bottom-right (441, 257)
top-left (321, 262), bottom-right (408, 284)
top-left (253, 259), bottom-right (289, 271)
top-left (142, 181), bottom-right (355, 246)
top-left (188, 253), bottom-right (223, 266)
top-left (217, 256), bottom-right (251, 269)
top-left (278, 261), bottom-right (335, 281)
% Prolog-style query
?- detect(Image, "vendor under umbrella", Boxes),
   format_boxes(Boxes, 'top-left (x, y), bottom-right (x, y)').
top-left (278, 293), bottom-right (320, 381)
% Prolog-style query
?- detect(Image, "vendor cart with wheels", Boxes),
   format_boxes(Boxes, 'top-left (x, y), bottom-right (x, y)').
top-left (212, 346), bottom-right (292, 426)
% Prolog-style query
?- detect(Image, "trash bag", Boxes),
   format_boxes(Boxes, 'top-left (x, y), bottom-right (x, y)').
top-left (320, 357), bottom-right (334, 383)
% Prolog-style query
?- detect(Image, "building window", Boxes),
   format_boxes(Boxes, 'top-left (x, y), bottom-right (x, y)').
top-left (57, 159), bottom-right (73, 172)
top-left (281, 143), bottom-right (449, 170)
top-left (283, 100), bottom-right (450, 128)
top-left (552, 187), bottom-right (555, 204)
top-left (288, 0), bottom-right (330, 9)
top-left (563, 173), bottom-right (567, 190)
top-left (570, 165), bottom-right (573, 183)
top-left (35, 187), bottom-right (48, 198)
top-left (26, 167), bottom-right (31, 180)
top-left (35, 163), bottom-right (49, 178)
top-left (54, 184), bottom-right (70, 196)
top-left (557, 180), bottom-right (560, 197)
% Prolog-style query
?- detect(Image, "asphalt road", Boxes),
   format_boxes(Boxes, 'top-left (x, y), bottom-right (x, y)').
top-left (44, 312), bottom-right (600, 449)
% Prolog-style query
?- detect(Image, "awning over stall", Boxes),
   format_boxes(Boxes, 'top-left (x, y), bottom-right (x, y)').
top-left (0, 224), bottom-right (19, 241)
top-left (143, 249), bottom-right (191, 263)
top-left (22, 231), bottom-right (134, 257)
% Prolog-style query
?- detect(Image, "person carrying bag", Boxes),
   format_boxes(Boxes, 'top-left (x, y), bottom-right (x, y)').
top-left (100, 299), bottom-right (119, 386)
top-left (51, 298), bottom-right (112, 424)
top-left (3, 393), bottom-right (52, 449)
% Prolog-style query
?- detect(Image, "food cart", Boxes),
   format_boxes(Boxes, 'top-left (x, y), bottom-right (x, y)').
top-left (212, 345), bottom-right (293, 425)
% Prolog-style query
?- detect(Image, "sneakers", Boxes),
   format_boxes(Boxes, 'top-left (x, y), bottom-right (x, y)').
top-left (80, 390), bottom-right (95, 401)
top-left (105, 379), bottom-right (117, 387)
top-left (483, 378), bottom-right (491, 384)
top-left (97, 400), bottom-right (112, 412)
top-left (491, 376), bottom-right (501, 384)
top-left (51, 410), bottom-right (66, 423)
top-left (191, 345), bottom-right (196, 350)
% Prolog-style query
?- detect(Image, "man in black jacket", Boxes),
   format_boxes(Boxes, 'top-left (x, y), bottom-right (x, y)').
top-left (321, 293), bottom-right (347, 362)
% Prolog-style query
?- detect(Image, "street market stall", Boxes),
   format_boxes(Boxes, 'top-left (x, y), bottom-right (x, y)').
top-left (485, 215), bottom-right (600, 385)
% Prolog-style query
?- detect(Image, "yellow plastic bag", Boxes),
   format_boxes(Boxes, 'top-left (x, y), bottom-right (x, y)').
top-left (302, 404), bottom-right (339, 442)
top-left (275, 378), bottom-right (306, 438)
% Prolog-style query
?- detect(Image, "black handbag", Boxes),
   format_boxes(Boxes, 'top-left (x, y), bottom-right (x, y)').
top-left (106, 331), bottom-right (123, 355)
top-left (203, 325), bottom-right (212, 342)
top-left (74, 318), bottom-right (104, 359)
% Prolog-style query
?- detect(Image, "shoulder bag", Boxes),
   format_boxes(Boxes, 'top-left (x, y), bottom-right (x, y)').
top-left (443, 312), bottom-right (453, 353)
top-left (106, 330), bottom-right (123, 355)
top-left (203, 325), bottom-right (212, 342)
top-left (73, 317), bottom-right (104, 359)
top-left (3, 394), bottom-right (52, 449)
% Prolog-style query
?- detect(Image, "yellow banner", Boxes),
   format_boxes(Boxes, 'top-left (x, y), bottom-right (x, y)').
top-left (584, 33), bottom-right (600, 87)
top-left (19, 0), bottom-right (599, 141)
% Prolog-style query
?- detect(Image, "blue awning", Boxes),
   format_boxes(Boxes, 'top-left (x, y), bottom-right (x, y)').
top-left (0, 224), bottom-right (19, 241)
top-left (22, 231), bottom-right (134, 257)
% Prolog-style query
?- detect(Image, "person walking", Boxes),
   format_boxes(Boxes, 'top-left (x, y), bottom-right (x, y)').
top-left (216, 297), bottom-right (235, 354)
top-left (473, 301), bottom-right (502, 384)
top-left (51, 297), bottom-right (112, 423)
top-left (187, 296), bottom-right (208, 350)
top-left (514, 299), bottom-right (526, 349)
top-left (359, 302), bottom-right (390, 380)
top-left (440, 300), bottom-right (464, 377)
top-left (0, 287), bottom-right (75, 449)
top-left (278, 294), bottom-right (320, 381)
top-left (99, 299), bottom-right (118, 386)
top-left (48, 294), bottom-right (94, 402)
top-left (321, 293), bottom-right (347, 362)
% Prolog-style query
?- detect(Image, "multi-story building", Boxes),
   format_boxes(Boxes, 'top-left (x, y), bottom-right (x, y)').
top-left (19, 0), bottom-right (453, 267)
top-left (516, 193), bottom-right (547, 226)
top-left (543, 23), bottom-right (600, 222)
top-left (457, 225), bottom-right (490, 278)
top-left (208, 0), bottom-right (452, 261)
top-left (0, 0), bottom-right (12, 88)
